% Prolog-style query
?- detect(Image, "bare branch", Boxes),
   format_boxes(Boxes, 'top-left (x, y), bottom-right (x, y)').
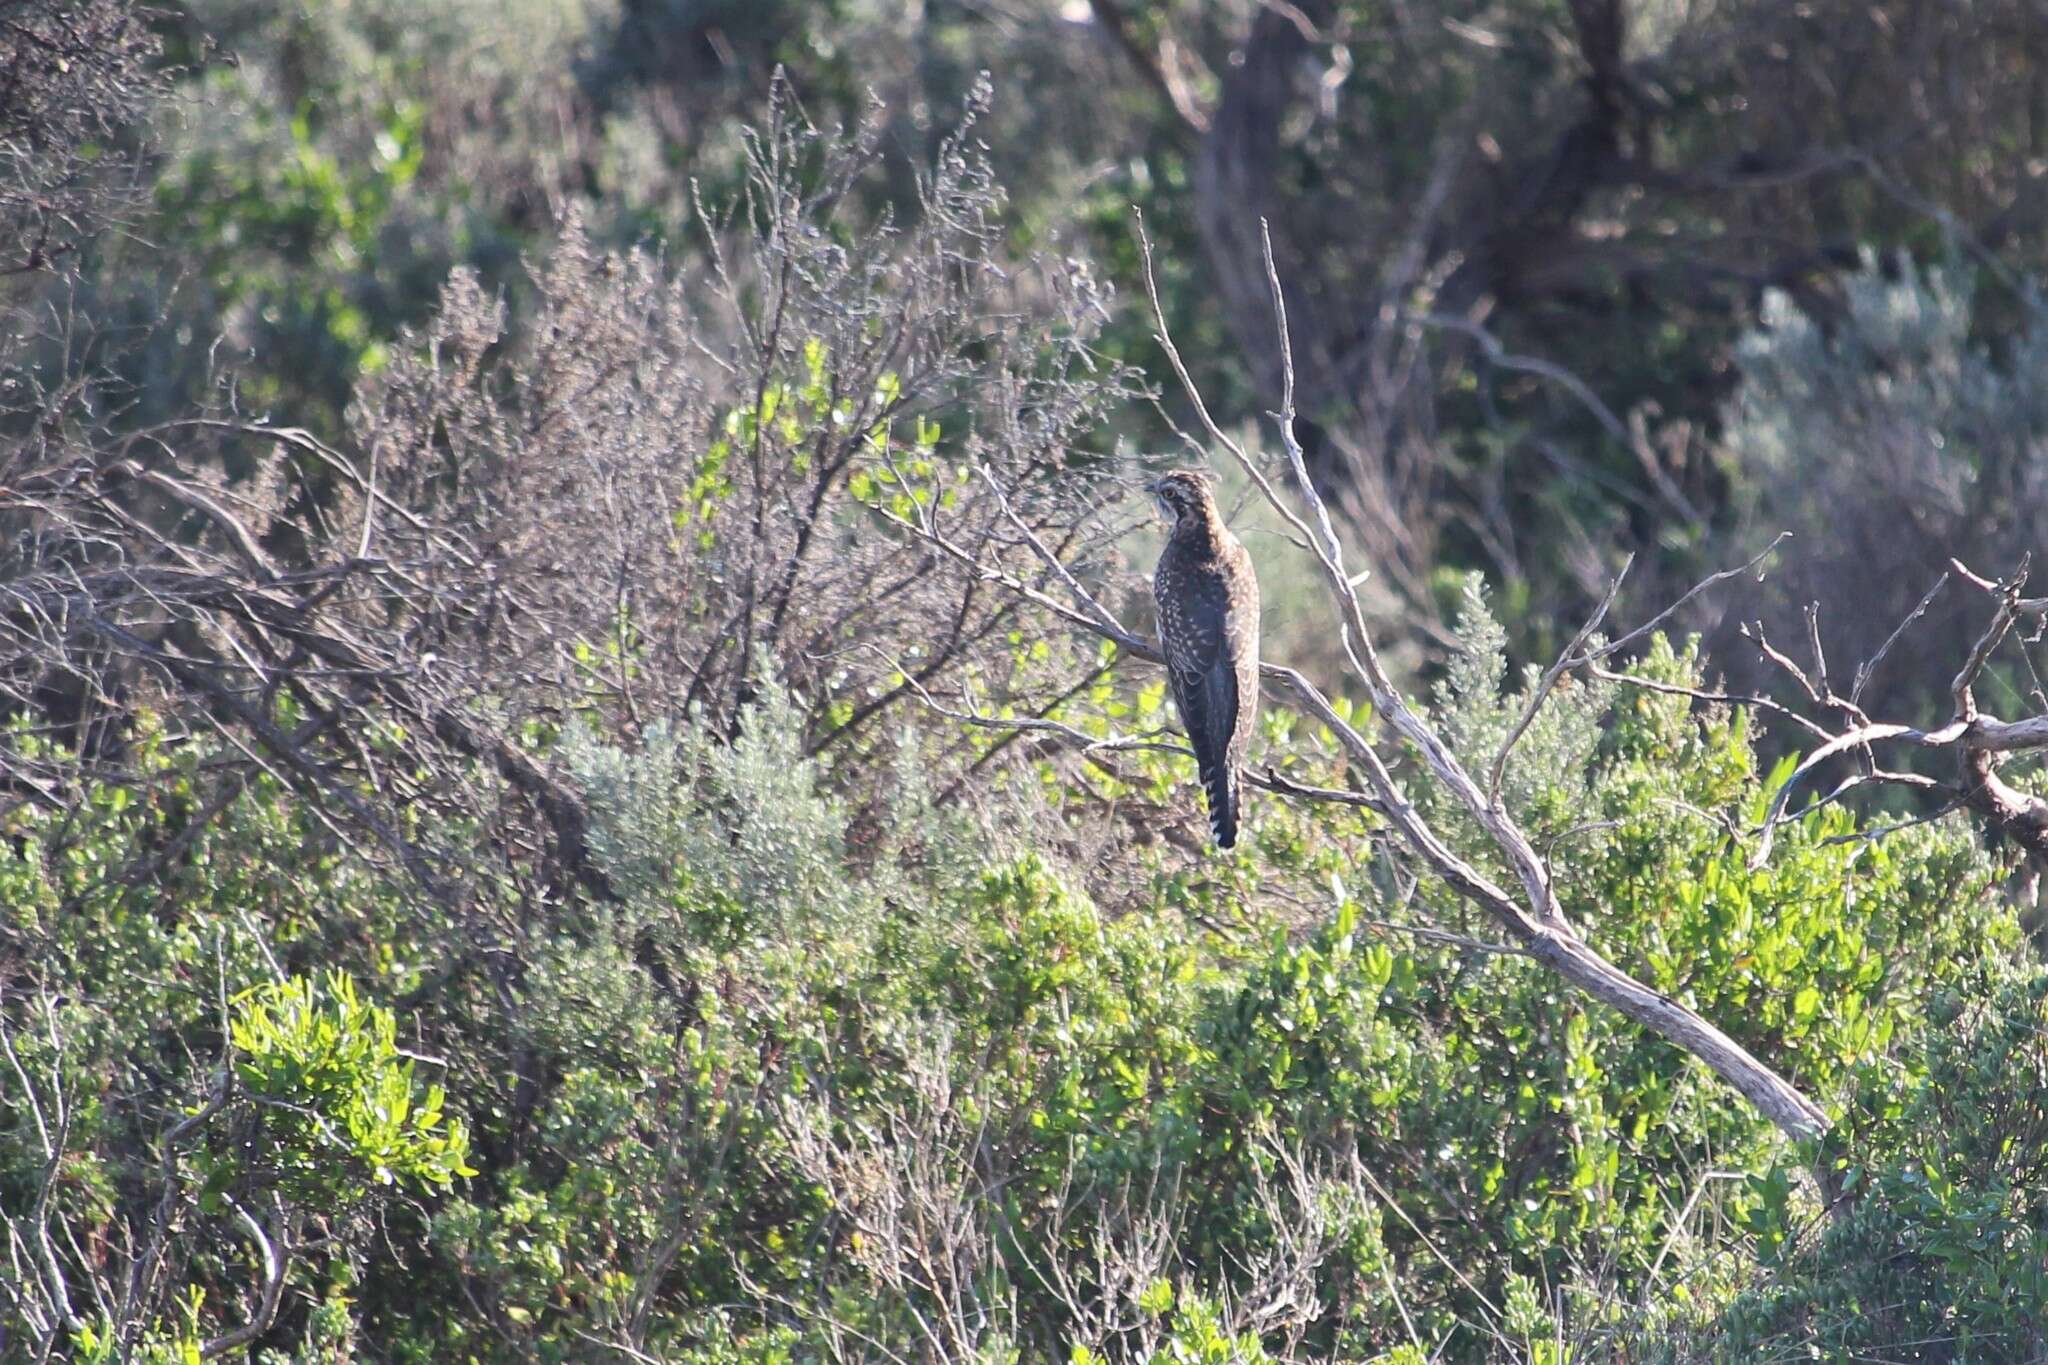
top-left (1950, 559), bottom-right (2030, 724)
top-left (886, 658), bottom-right (1188, 759)
top-left (1252, 764), bottom-right (1388, 816)
top-left (1752, 723), bottom-right (1944, 868)
top-left (1490, 555), bottom-right (1631, 803)
top-left (1743, 559), bottom-right (2048, 889)
top-left (1587, 663), bottom-right (1834, 745)
top-left (199, 1197), bottom-right (290, 1359)
top-left (1596, 534), bottom-right (1790, 665)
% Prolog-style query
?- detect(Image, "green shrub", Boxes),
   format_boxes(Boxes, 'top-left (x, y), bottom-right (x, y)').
top-left (1671, 965), bottom-right (2048, 1361)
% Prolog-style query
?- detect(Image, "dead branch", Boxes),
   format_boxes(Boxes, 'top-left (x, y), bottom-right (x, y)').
top-left (1740, 559), bottom-right (2048, 882)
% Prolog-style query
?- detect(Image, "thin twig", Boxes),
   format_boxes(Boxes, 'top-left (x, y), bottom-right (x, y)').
top-left (1852, 573), bottom-right (1949, 708)
top-left (1490, 556), bottom-right (1631, 803)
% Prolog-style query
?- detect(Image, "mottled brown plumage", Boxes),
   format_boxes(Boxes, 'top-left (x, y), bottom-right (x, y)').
top-left (1149, 470), bottom-right (1261, 848)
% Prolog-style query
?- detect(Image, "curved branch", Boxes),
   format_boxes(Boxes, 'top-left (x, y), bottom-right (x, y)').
top-left (199, 1197), bottom-right (289, 1358)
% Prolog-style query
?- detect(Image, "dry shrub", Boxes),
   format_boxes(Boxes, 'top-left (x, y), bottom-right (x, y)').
top-left (0, 0), bottom-right (161, 275)
top-left (0, 78), bottom-right (1141, 918)
top-left (352, 77), bottom-right (1139, 755)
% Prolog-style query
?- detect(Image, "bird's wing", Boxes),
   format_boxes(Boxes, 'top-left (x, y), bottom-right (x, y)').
top-left (1161, 567), bottom-right (1244, 846)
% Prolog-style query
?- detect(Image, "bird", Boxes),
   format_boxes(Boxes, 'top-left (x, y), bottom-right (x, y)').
top-left (1148, 469), bottom-right (1261, 849)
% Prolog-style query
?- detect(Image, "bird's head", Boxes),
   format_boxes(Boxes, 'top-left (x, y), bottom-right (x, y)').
top-left (1146, 470), bottom-right (1215, 526)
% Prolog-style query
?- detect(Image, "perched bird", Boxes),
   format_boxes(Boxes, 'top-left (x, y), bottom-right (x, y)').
top-left (1148, 470), bottom-right (1261, 849)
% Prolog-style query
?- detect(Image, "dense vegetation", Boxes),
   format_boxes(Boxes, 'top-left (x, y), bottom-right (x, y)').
top-left (9, 2), bottom-right (2048, 1361)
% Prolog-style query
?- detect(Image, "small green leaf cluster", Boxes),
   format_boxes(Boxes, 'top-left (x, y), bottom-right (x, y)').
top-left (222, 971), bottom-right (476, 1205)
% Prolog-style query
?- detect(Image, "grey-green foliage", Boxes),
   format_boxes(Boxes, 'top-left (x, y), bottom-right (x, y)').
top-left (563, 680), bottom-right (855, 939)
top-left (1722, 251), bottom-right (2048, 717)
top-left (1431, 573), bottom-right (1610, 839)
top-left (1729, 251), bottom-right (2048, 513)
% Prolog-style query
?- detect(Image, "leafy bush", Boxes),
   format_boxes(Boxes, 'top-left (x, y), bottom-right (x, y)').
top-left (343, 635), bottom-right (2018, 1359)
top-left (1, 588), bottom-right (2032, 1360)
top-left (0, 751), bottom-right (462, 1358)
top-left (12, 22), bottom-right (2048, 1361)
top-left (1665, 965), bottom-right (2048, 1360)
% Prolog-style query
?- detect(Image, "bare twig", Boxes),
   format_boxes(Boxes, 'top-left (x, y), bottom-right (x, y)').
top-left (1490, 556), bottom-right (1630, 803)
top-left (1852, 573), bottom-right (1949, 708)
top-left (1747, 559), bottom-right (2048, 884)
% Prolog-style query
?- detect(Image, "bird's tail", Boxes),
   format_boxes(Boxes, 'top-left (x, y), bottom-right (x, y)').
top-left (1201, 759), bottom-right (1239, 849)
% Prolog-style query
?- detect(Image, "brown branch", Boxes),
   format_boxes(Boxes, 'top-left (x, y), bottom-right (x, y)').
top-left (1251, 764), bottom-right (1388, 816)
